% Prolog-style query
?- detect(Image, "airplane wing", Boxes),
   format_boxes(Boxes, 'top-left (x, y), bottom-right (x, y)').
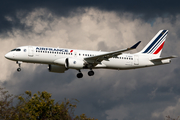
top-left (84, 41), bottom-right (141, 65)
top-left (151, 55), bottom-right (177, 62)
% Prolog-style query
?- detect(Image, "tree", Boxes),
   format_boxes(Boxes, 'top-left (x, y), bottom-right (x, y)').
top-left (0, 87), bottom-right (16, 119)
top-left (165, 115), bottom-right (180, 120)
top-left (0, 87), bottom-right (97, 120)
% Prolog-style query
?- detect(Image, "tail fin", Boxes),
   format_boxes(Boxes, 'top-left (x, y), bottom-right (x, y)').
top-left (139, 30), bottom-right (168, 56)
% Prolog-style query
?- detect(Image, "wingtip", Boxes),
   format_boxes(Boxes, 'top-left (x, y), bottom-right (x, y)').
top-left (130, 41), bottom-right (141, 49)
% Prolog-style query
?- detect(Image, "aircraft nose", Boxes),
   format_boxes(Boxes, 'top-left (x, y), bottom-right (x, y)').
top-left (5, 53), bottom-right (11, 59)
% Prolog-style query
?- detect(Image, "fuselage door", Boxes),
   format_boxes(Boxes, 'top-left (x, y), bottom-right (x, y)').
top-left (134, 55), bottom-right (139, 65)
top-left (28, 46), bottom-right (34, 57)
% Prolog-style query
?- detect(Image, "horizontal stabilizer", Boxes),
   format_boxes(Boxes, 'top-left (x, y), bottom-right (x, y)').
top-left (151, 55), bottom-right (177, 61)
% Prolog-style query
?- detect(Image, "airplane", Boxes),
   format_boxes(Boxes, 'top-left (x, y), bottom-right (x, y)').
top-left (5, 30), bottom-right (177, 78)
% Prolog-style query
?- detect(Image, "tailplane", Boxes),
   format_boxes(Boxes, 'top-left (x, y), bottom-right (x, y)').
top-left (139, 30), bottom-right (168, 57)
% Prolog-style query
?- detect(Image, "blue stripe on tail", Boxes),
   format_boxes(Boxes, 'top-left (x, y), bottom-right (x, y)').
top-left (143, 30), bottom-right (167, 53)
top-left (148, 32), bottom-right (167, 54)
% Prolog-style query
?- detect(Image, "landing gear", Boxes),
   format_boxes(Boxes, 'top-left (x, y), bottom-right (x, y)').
top-left (76, 69), bottom-right (95, 78)
top-left (77, 70), bottom-right (83, 78)
top-left (77, 73), bottom-right (83, 78)
top-left (16, 61), bottom-right (22, 72)
top-left (17, 68), bottom-right (21, 72)
top-left (88, 70), bottom-right (94, 76)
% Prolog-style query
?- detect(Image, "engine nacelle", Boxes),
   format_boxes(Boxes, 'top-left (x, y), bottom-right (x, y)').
top-left (48, 64), bottom-right (66, 73)
top-left (66, 58), bottom-right (84, 69)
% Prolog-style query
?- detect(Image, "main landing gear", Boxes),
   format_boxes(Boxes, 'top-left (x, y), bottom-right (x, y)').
top-left (77, 70), bottom-right (83, 78)
top-left (76, 69), bottom-right (95, 78)
top-left (88, 70), bottom-right (94, 76)
top-left (16, 61), bottom-right (22, 72)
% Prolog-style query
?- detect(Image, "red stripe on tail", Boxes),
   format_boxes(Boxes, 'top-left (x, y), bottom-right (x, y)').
top-left (153, 41), bottom-right (165, 54)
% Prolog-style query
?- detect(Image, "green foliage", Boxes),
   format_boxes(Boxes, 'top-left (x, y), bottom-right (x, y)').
top-left (0, 87), bottom-right (17, 119)
top-left (0, 87), bottom-right (97, 120)
top-left (165, 115), bottom-right (180, 120)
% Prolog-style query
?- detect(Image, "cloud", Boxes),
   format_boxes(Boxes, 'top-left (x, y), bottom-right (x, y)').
top-left (1, 7), bottom-right (180, 120)
top-left (148, 88), bottom-right (158, 99)
top-left (105, 105), bottom-right (129, 120)
top-left (152, 98), bottom-right (180, 119)
top-left (1, 1), bottom-right (180, 35)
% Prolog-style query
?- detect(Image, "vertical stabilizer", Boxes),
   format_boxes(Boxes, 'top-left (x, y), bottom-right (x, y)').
top-left (139, 30), bottom-right (168, 57)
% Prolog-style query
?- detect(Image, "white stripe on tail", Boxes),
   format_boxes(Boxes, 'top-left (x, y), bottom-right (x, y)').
top-left (139, 30), bottom-right (168, 57)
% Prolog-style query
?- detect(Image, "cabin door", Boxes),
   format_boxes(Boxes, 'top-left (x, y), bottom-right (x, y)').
top-left (134, 55), bottom-right (139, 65)
top-left (28, 46), bottom-right (34, 57)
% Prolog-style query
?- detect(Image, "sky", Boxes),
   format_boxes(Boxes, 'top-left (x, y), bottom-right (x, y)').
top-left (0, 1), bottom-right (180, 120)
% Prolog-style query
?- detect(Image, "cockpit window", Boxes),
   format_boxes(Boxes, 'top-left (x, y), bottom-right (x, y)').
top-left (11, 49), bottom-right (16, 51)
top-left (16, 49), bottom-right (21, 51)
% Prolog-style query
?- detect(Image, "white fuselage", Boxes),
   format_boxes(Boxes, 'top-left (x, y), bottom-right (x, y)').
top-left (4, 30), bottom-right (176, 78)
top-left (5, 46), bottom-right (170, 70)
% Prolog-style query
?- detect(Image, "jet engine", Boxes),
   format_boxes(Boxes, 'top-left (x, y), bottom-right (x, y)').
top-left (65, 58), bottom-right (84, 69)
top-left (48, 64), bottom-right (66, 73)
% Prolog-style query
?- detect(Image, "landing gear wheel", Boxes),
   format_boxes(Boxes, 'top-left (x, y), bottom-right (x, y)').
top-left (16, 61), bottom-right (22, 72)
top-left (88, 71), bottom-right (94, 76)
top-left (17, 68), bottom-right (21, 72)
top-left (77, 73), bottom-right (83, 78)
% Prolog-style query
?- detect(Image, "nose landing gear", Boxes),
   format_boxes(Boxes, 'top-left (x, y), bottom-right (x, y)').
top-left (16, 61), bottom-right (22, 72)
top-left (17, 68), bottom-right (21, 72)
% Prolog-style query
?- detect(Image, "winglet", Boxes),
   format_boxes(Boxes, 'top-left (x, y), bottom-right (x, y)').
top-left (130, 41), bottom-right (141, 49)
